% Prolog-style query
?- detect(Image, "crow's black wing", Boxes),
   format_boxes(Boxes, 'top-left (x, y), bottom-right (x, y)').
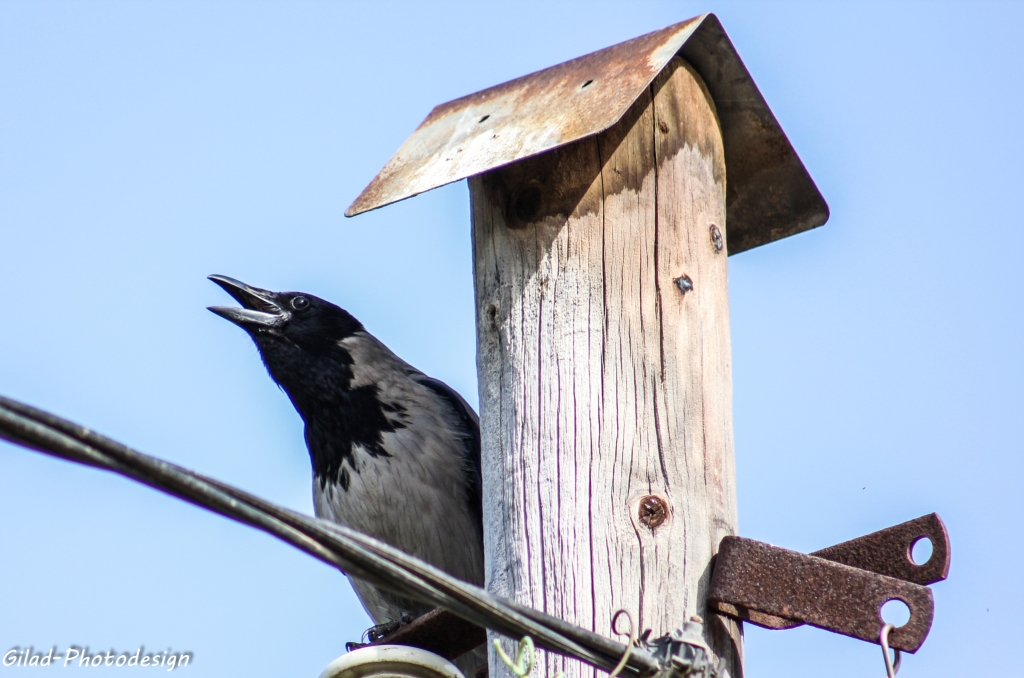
top-left (414, 376), bottom-right (482, 525)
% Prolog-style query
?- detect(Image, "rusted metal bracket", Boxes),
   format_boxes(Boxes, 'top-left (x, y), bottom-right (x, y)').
top-left (708, 514), bottom-right (950, 653)
top-left (361, 516), bottom-right (949, 660)
top-left (366, 608), bottom-right (486, 661)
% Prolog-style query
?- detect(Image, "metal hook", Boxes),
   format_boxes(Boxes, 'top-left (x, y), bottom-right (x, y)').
top-left (494, 636), bottom-right (535, 678)
top-left (879, 624), bottom-right (902, 678)
top-left (493, 611), bottom-right (636, 678)
top-left (608, 610), bottom-right (637, 678)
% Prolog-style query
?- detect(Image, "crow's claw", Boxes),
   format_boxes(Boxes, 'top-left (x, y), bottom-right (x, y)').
top-left (364, 618), bottom-right (411, 647)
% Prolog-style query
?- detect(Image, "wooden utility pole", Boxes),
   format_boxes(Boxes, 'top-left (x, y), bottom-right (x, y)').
top-left (347, 14), bottom-right (828, 678)
top-left (471, 58), bottom-right (740, 677)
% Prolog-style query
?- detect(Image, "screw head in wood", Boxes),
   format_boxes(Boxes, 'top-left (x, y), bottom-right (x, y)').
top-left (674, 275), bottom-right (693, 295)
top-left (638, 495), bottom-right (668, 529)
top-left (710, 224), bottom-right (723, 252)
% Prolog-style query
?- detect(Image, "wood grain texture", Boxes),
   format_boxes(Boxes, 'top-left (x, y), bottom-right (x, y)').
top-left (471, 57), bottom-right (740, 678)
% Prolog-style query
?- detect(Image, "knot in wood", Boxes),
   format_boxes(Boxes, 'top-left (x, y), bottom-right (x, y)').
top-left (638, 495), bottom-right (669, 529)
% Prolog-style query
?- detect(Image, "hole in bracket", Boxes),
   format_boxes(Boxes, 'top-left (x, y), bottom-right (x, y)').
top-left (478, 114), bottom-right (490, 123)
top-left (581, 79), bottom-right (594, 88)
top-left (880, 599), bottom-right (911, 627)
top-left (910, 536), bottom-right (933, 566)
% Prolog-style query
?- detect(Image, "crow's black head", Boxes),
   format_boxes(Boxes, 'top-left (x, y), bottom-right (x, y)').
top-left (208, 275), bottom-right (362, 348)
top-left (207, 275), bottom-right (365, 397)
top-left (208, 275), bottom-right (412, 487)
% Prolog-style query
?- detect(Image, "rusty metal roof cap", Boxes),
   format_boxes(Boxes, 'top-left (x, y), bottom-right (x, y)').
top-left (347, 14), bottom-right (828, 255)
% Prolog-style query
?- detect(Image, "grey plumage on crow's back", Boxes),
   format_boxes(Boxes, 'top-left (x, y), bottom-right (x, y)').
top-left (208, 275), bottom-right (484, 635)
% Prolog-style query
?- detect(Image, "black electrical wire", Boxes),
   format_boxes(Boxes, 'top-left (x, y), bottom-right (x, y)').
top-left (0, 396), bottom-right (661, 677)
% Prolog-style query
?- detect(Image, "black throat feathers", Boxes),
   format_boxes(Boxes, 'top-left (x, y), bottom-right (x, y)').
top-left (257, 337), bottom-right (407, 491)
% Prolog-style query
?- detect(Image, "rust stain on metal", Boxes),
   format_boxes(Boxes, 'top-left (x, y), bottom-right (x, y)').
top-left (709, 537), bottom-right (934, 653)
top-left (348, 16), bottom-right (700, 218)
top-left (371, 608), bottom-right (486, 661)
top-left (346, 14), bottom-right (828, 255)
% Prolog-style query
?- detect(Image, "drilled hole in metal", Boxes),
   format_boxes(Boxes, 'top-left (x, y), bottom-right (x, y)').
top-left (880, 599), bottom-right (911, 627)
top-left (581, 79), bottom-right (594, 88)
top-left (910, 536), bottom-right (933, 566)
top-left (479, 115), bottom-right (490, 123)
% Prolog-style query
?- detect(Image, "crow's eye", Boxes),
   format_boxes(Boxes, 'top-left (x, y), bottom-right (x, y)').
top-left (291, 296), bottom-right (310, 311)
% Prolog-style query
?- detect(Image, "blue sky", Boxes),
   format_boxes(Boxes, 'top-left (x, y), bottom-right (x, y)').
top-left (1, 1), bottom-right (1021, 676)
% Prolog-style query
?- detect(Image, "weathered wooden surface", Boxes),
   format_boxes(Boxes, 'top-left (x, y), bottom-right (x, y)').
top-left (471, 57), bottom-right (740, 677)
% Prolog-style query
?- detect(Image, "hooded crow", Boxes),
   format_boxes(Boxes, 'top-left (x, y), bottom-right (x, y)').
top-left (208, 275), bottom-right (484, 640)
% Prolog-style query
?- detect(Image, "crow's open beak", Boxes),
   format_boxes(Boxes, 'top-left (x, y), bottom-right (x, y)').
top-left (208, 275), bottom-right (286, 330)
